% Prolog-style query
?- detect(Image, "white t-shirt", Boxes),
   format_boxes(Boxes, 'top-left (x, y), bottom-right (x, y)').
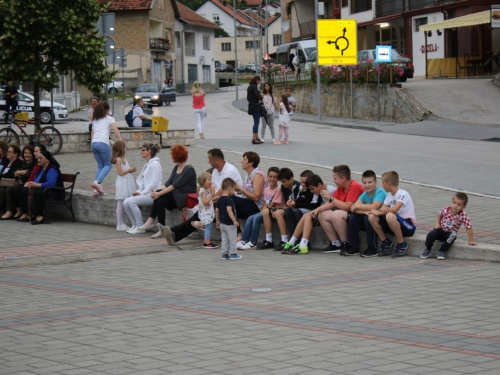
top-left (91, 116), bottom-right (114, 144)
top-left (211, 161), bottom-right (243, 193)
top-left (132, 106), bottom-right (144, 127)
top-left (383, 188), bottom-right (417, 225)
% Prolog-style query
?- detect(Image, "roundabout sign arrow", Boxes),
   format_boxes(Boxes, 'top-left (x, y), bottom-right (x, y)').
top-left (317, 20), bottom-right (357, 65)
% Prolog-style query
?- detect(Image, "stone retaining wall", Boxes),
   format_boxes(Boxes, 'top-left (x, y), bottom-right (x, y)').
top-left (17, 129), bottom-right (195, 154)
top-left (49, 191), bottom-right (500, 262)
top-left (291, 83), bottom-right (431, 123)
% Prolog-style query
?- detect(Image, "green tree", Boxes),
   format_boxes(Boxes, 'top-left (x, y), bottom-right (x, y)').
top-left (0, 0), bottom-right (114, 122)
top-left (214, 21), bottom-right (230, 38)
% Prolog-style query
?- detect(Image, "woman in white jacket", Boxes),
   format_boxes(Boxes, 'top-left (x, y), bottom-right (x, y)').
top-left (123, 143), bottom-right (163, 234)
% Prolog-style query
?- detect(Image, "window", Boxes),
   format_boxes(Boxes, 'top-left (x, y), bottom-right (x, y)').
top-left (273, 34), bottom-right (281, 46)
top-left (203, 35), bottom-right (210, 50)
top-left (213, 14), bottom-right (219, 21)
top-left (221, 43), bottom-right (231, 51)
top-left (245, 40), bottom-right (260, 49)
top-left (188, 64), bottom-right (198, 83)
top-left (334, 0), bottom-right (340, 10)
top-left (342, 0), bottom-right (348, 7)
top-left (351, 0), bottom-right (371, 13)
top-left (202, 65), bottom-right (211, 84)
top-left (414, 17), bottom-right (428, 32)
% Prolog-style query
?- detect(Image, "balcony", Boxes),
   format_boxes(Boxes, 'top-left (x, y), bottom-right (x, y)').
top-left (150, 37), bottom-right (171, 51)
top-left (375, 0), bottom-right (459, 18)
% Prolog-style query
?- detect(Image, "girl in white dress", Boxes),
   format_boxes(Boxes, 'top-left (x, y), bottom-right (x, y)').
top-left (191, 172), bottom-right (217, 248)
top-left (111, 140), bottom-right (136, 231)
top-left (275, 95), bottom-right (291, 144)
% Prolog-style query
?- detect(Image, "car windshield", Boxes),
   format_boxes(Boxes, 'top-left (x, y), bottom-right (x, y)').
top-left (137, 85), bottom-right (158, 92)
top-left (304, 47), bottom-right (316, 59)
top-left (392, 50), bottom-right (403, 59)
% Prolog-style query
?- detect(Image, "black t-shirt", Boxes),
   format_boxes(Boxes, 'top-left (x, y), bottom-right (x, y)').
top-left (281, 180), bottom-right (301, 202)
top-left (216, 196), bottom-right (236, 225)
top-left (4, 85), bottom-right (18, 104)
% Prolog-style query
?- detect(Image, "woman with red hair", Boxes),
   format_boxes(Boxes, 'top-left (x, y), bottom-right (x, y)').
top-left (138, 144), bottom-right (197, 238)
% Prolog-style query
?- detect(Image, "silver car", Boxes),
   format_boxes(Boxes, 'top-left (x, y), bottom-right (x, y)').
top-left (134, 83), bottom-right (176, 106)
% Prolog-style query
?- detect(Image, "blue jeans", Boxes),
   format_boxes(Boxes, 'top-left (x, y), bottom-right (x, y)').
top-left (204, 222), bottom-right (212, 240)
top-left (92, 142), bottom-right (112, 183)
top-left (242, 213), bottom-right (263, 245)
top-left (251, 112), bottom-right (260, 134)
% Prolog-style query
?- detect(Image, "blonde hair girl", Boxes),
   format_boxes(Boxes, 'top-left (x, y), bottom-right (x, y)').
top-left (191, 81), bottom-right (207, 139)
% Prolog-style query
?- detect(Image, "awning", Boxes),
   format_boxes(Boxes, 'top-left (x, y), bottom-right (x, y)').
top-left (419, 10), bottom-right (490, 31)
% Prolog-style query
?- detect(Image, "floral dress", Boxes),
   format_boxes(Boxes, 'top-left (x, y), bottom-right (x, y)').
top-left (242, 168), bottom-right (269, 210)
top-left (197, 188), bottom-right (214, 225)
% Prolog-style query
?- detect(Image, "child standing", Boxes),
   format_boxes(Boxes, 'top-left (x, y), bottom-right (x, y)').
top-left (216, 178), bottom-right (242, 260)
top-left (111, 140), bottom-right (136, 232)
top-left (367, 171), bottom-right (417, 258)
top-left (275, 95), bottom-right (290, 145)
top-left (421, 192), bottom-right (476, 260)
top-left (192, 172), bottom-right (217, 249)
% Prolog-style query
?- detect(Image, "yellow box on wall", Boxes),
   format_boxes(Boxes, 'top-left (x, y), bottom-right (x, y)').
top-left (152, 116), bottom-right (169, 132)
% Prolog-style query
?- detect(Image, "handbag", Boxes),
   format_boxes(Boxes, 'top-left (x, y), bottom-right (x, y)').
top-left (185, 192), bottom-right (199, 209)
top-left (0, 178), bottom-right (18, 187)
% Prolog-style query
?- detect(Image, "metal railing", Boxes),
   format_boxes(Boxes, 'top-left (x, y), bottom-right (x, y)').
top-left (267, 71), bottom-right (312, 83)
top-left (185, 47), bottom-right (195, 56)
top-left (149, 37), bottom-right (171, 51)
top-left (375, 0), bottom-right (459, 18)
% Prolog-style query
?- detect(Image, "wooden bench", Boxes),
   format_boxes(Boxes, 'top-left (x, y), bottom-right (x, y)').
top-left (43, 172), bottom-right (79, 224)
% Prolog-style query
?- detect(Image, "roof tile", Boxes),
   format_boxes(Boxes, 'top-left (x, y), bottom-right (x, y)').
top-left (177, 1), bottom-right (223, 29)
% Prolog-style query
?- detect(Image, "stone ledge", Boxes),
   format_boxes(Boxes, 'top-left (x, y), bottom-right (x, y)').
top-left (49, 191), bottom-right (500, 262)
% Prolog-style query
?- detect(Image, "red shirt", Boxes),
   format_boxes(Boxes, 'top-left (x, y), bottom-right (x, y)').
top-left (333, 179), bottom-right (364, 202)
top-left (192, 94), bottom-right (205, 109)
top-left (439, 206), bottom-right (472, 233)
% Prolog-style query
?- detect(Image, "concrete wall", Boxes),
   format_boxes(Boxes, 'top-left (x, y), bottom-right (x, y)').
top-left (288, 82), bottom-right (430, 123)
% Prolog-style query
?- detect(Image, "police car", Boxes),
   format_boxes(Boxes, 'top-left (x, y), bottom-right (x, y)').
top-left (0, 91), bottom-right (68, 124)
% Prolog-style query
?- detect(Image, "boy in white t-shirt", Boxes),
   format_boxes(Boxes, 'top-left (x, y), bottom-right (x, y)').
top-left (132, 98), bottom-right (151, 127)
top-left (367, 171), bottom-right (417, 258)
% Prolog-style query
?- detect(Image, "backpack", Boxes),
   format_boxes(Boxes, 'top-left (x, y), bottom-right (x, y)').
top-left (125, 105), bottom-right (138, 127)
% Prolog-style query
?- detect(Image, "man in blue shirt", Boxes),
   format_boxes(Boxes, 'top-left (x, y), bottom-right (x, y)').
top-left (345, 170), bottom-right (387, 257)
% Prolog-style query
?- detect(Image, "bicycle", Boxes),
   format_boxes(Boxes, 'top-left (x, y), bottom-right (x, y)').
top-left (0, 111), bottom-right (63, 155)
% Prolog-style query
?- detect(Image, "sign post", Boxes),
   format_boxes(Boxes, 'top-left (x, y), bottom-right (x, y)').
top-left (375, 45), bottom-right (392, 122)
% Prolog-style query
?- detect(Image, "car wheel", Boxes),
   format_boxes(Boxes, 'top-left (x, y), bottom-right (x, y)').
top-left (40, 110), bottom-right (52, 124)
top-left (399, 75), bottom-right (408, 82)
top-left (157, 101), bottom-right (163, 106)
top-left (108, 87), bottom-right (118, 95)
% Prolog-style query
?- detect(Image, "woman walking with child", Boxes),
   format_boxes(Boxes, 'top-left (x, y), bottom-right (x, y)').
top-left (111, 140), bottom-right (137, 232)
top-left (192, 81), bottom-right (207, 139)
top-left (274, 95), bottom-right (290, 144)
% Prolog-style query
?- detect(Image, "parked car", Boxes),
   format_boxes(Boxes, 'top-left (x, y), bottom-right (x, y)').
top-left (102, 81), bottom-right (124, 95)
top-left (215, 64), bottom-right (235, 72)
top-left (134, 83), bottom-right (176, 106)
top-left (358, 49), bottom-right (414, 82)
top-left (0, 91), bottom-right (68, 124)
top-left (237, 65), bottom-right (248, 73)
top-left (246, 64), bottom-right (261, 73)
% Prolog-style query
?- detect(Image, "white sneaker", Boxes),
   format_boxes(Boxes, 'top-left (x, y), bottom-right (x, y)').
top-left (241, 242), bottom-right (256, 250)
top-left (260, 139), bottom-right (265, 143)
top-left (92, 189), bottom-right (99, 198)
top-left (151, 231), bottom-right (163, 239)
top-left (91, 181), bottom-right (104, 195)
top-left (128, 227), bottom-right (146, 235)
top-left (236, 240), bottom-right (247, 250)
top-left (116, 224), bottom-right (130, 231)
top-left (138, 223), bottom-right (155, 230)
top-left (126, 225), bottom-right (137, 234)
top-left (272, 139), bottom-right (276, 143)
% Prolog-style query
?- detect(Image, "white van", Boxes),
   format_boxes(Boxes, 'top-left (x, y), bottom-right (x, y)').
top-left (276, 40), bottom-right (316, 70)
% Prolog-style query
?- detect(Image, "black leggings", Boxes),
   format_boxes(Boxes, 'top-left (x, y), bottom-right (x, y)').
top-left (285, 207), bottom-right (304, 237)
top-left (149, 192), bottom-right (177, 225)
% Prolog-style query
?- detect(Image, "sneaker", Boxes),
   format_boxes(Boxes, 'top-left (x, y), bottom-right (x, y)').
top-left (272, 139), bottom-right (276, 143)
top-left (281, 242), bottom-right (294, 254)
top-left (360, 247), bottom-right (380, 257)
top-left (258, 240), bottom-right (274, 249)
top-left (128, 227), bottom-right (146, 235)
top-left (437, 251), bottom-right (446, 260)
top-left (391, 241), bottom-right (408, 258)
top-left (273, 141), bottom-right (281, 145)
top-left (284, 140), bottom-right (290, 144)
top-left (339, 241), bottom-right (351, 256)
top-left (344, 247), bottom-right (360, 256)
top-left (420, 249), bottom-right (432, 259)
top-left (126, 225), bottom-right (137, 234)
top-left (274, 241), bottom-right (286, 251)
top-left (92, 189), bottom-right (100, 198)
top-left (202, 242), bottom-right (218, 249)
top-left (158, 223), bottom-right (175, 246)
top-left (138, 223), bottom-right (156, 231)
top-left (378, 239), bottom-right (393, 257)
top-left (236, 240), bottom-right (247, 250)
top-left (91, 181), bottom-right (104, 195)
top-left (241, 242), bottom-right (256, 250)
top-left (221, 253), bottom-right (230, 260)
top-left (229, 253), bottom-right (243, 260)
top-left (116, 224), bottom-right (130, 232)
top-left (322, 243), bottom-right (341, 253)
top-left (284, 244), bottom-right (308, 254)
top-left (260, 139), bottom-right (265, 143)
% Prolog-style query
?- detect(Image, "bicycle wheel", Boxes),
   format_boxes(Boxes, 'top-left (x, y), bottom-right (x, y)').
top-left (0, 128), bottom-right (20, 146)
top-left (36, 126), bottom-right (63, 155)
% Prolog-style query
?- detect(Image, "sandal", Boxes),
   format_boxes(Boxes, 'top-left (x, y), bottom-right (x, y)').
top-left (252, 138), bottom-right (262, 144)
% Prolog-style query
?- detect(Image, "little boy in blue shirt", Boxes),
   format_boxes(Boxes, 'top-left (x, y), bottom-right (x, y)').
top-left (345, 170), bottom-right (387, 257)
